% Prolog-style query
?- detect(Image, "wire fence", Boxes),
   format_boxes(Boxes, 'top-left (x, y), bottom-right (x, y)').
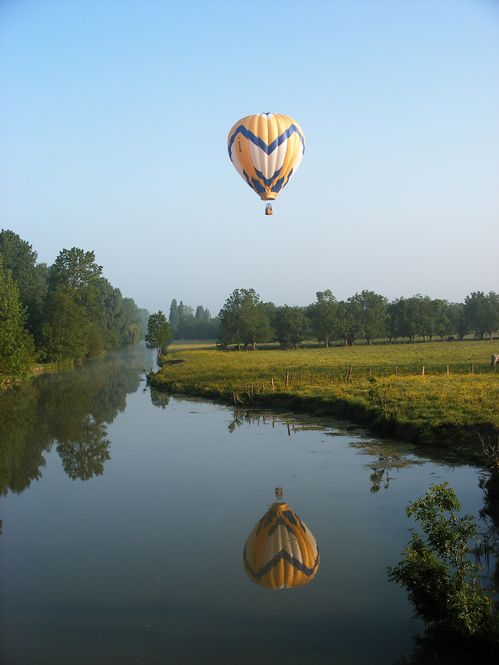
top-left (262, 363), bottom-right (497, 385)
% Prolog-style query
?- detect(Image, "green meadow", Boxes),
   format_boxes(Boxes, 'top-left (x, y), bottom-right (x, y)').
top-left (149, 340), bottom-right (499, 459)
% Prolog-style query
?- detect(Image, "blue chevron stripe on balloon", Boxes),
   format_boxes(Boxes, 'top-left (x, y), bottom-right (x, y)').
top-left (243, 170), bottom-right (254, 191)
top-left (271, 167), bottom-right (294, 193)
top-left (228, 124), bottom-right (305, 161)
top-left (254, 167), bottom-right (282, 187)
top-left (251, 177), bottom-right (265, 195)
top-left (271, 175), bottom-right (285, 193)
top-left (243, 547), bottom-right (320, 579)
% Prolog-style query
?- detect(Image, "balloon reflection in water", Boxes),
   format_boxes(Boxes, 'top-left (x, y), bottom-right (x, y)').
top-left (243, 488), bottom-right (320, 590)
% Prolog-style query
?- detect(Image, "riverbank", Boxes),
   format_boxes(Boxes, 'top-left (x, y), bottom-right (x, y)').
top-left (0, 361), bottom-right (73, 391)
top-left (148, 341), bottom-right (499, 464)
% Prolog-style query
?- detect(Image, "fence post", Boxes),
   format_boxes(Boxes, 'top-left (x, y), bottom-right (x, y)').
top-left (422, 366), bottom-right (425, 376)
top-left (447, 365), bottom-right (450, 375)
top-left (471, 364), bottom-right (474, 374)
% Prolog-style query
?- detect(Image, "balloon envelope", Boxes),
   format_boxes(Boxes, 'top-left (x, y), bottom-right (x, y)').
top-left (243, 499), bottom-right (319, 590)
top-left (227, 113), bottom-right (305, 202)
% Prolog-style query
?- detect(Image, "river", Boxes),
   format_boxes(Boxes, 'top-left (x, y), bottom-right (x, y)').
top-left (0, 346), bottom-right (496, 664)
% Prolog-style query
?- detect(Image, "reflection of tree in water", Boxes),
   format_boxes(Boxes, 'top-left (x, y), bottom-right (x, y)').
top-left (227, 408), bottom-right (325, 436)
top-left (393, 626), bottom-right (499, 664)
top-left (0, 347), bottom-right (149, 493)
top-left (56, 415), bottom-right (110, 480)
top-left (0, 384), bottom-right (49, 495)
top-left (149, 388), bottom-right (170, 410)
top-left (226, 409), bottom-right (423, 495)
top-left (368, 455), bottom-right (410, 493)
top-left (479, 471), bottom-right (499, 598)
top-left (227, 408), bottom-right (274, 433)
top-left (348, 441), bottom-right (424, 493)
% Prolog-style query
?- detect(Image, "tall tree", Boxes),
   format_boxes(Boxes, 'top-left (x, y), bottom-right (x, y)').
top-left (432, 299), bottom-right (453, 341)
top-left (338, 300), bottom-right (362, 346)
top-left (449, 302), bottom-right (468, 340)
top-left (169, 299), bottom-right (179, 329)
top-left (44, 248), bottom-right (112, 360)
top-left (41, 287), bottom-right (90, 362)
top-left (0, 230), bottom-right (48, 340)
top-left (348, 291), bottom-right (388, 344)
top-left (274, 306), bottom-right (309, 348)
top-left (417, 296), bottom-right (437, 342)
top-left (49, 247), bottom-right (102, 306)
top-left (145, 311), bottom-right (171, 356)
top-left (387, 299), bottom-right (405, 342)
top-left (394, 296), bottom-right (423, 342)
top-left (0, 258), bottom-right (35, 377)
top-left (307, 290), bottom-right (338, 347)
top-left (464, 291), bottom-right (499, 340)
top-left (219, 288), bottom-right (271, 350)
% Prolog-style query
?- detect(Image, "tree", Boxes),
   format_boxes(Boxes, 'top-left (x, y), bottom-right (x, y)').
top-left (464, 292), bottom-right (499, 340)
top-left (127, 323), bottom-right (140, 345)
top-left (432, 299), bottom-right (453, 341)
top-left (387, 299), bottom-right (405, 342)
top-left (274, 306), bottom-right (309, 348)
top-left (0, 257), bottom-right (35, 377)
top-left (348, 291), bottom-right (388, 344)
top-left (169, 299), bottom-right (179, 329)
top-left (178, 301), bottom-right (194, 322)
top-left (392, 296), bottom-right (426, 342)
top-left (449, 302), bottom-right (468, 340)
top-left (41, 287), bottom-right (89, 362)
top-left (146, 311), bottom-right (171, 356)
top-left (218, 289), bottom-right (271, 350)
top-left (122, 298), bottom-right (143, 344)
top-left (168, 299), bottom-right (218, 339)
top-left (241, 302), bottom-right (272, 349)
top-left (307, 290), bottom-right (338, 347)
top-left (388, 483), bottom-right (495, 637)
top-left (49, 247), bottom-right (102, 301)
top-left (0, 230), bottom-right (48, 341)
top-left (418, 296), bottom-right (438, 342)
top-left (335, 300), bottom-right (361, 346)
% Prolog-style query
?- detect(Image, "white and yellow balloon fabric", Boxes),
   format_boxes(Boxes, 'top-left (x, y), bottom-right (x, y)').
top-left (243, 496), bottom-right (320, 590)
top-left (227, 113), bottom-right (305, 204)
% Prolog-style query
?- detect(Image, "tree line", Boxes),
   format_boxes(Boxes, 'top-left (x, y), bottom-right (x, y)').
top-left (218, 288), bottom-right (499, 350)
top-left (145, 299), bottom-right (219, 356)
top-left (168, 299), bottom-right (219, 339)
top-left (0, 229), bottom-right (148, 379)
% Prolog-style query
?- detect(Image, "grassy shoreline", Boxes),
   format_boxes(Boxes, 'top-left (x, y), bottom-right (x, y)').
top-left (149, 341), bottom-right (499, 463)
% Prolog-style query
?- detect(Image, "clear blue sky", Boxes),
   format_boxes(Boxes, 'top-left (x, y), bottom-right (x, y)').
top-left (2, 0), bottom-right (498, 314)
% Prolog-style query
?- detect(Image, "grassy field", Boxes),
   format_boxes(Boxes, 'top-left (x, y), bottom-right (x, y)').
top-left (150, 340), bottom-right (499, 459)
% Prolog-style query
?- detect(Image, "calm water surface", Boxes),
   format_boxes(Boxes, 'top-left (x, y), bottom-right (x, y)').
top-left (0, 347), bottom-right (495, 665)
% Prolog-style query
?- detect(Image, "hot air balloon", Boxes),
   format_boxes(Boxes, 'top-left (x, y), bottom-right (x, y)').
top-left (243, 488), bottom-right (319, 590)
top-left (227, 113), bottom-right (305, 215)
